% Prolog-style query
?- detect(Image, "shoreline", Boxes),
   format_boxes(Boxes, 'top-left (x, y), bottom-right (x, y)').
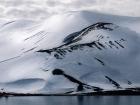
top-left (1, 89), bottom-right (140, 96)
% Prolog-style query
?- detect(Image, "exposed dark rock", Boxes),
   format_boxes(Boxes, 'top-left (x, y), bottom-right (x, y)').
top-left (77, 84), bottom-right (84, 91)
top-left (23, 47), bottom-right (37, 53)
top-left (77, 62), bottom-right (82, 65)
top-left (97, 42), bottom-right (106, 49)
top-left (114, 41), bottom-right (125, 48)
top-left (54, 54), bottom-right (62, 59)
top-left (95, 57), bottom-right (105, 66)
top-left (127, 81), bottom-right (132, 85)
top-left (52, 69), bottom-right (103, 91)
top-left (63, 22), bottom-right (115, 45)
top-left (1, 88), bottom-right (140, 96)
top-left (52, 69), bottom-right (64, 75)
top-left (105, 76), bottom-right (121, 89)
top-left (109, 41), bottom-right (119, 49)
top-left (37, 22), bottom-right (125, 59)
top-left (92, 42), bottom-right (102, 50)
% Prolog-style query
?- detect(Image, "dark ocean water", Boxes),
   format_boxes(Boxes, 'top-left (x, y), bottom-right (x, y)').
top-left (0, 96), bottom-right (140, 105)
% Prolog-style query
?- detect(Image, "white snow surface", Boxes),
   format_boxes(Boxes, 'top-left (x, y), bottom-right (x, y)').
top-left (0, 11), bottom-right (140, 94)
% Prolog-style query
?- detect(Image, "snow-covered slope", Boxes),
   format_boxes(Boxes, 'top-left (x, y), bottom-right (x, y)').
top-left (0, 11), bottom-right (140, 94)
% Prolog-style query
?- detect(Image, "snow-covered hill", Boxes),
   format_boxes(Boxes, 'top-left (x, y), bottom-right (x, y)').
top-left (0, 11), bottom-right (140, 94)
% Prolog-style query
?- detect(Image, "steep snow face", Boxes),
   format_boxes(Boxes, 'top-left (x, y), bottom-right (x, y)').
top-left (0, 11), bottom-right (140, 94)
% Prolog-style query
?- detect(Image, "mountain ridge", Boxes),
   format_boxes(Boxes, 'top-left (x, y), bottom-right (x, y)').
top-left (0, 11), bottom-right (140, 95)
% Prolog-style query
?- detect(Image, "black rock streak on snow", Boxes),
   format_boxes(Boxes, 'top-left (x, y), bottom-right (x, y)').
top-left (2, 21), bottom-right (16, 27)
top-left (0, 56), bottom-right (20, 64)
top-left (97, 35), bottom-right (104, 40)
top-left (105, 42), bottom-right (112, 48)
top-left (92, 42), bottom-right (102, 50)
top-left (23, 47), bottom-right (37, 53)
top-left (34, 33), bottom-right (48, 44)
top-left (120, 38), bottom-right (126, 42)
top-left (52, 69), bottom-right (103, 91)
top-left (105, 76), bottom-right (121, 89)
top-left (109, 41), bottom-right (119, 49)
top-left (114, 41), bottom-right (125, 48)
top-left (24, 31), bottom-right (46, 41)
top-left (95, 57), bottom-right (105, 66)
top-left (97, 42), bottom-right (106, 49)
top-left (55, 49), bottom-right (67, 57)
top-left (38, 49), bottom-right (52, 54)
top-left (54, 54), bottom-right (63, 59)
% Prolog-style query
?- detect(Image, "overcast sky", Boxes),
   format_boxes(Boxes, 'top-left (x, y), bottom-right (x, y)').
top-left (0, 0), bottom-right (140, 20)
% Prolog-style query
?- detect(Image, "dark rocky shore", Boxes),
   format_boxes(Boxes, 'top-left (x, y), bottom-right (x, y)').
top-left (1, 88), bottom-right (140, 97)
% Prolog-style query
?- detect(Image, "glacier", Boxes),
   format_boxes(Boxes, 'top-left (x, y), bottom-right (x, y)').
top-left (0, 11), bottom-right (140, 95)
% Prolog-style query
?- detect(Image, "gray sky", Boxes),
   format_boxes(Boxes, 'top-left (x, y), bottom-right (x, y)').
top-left (0, 0), bottom-right (140, 20)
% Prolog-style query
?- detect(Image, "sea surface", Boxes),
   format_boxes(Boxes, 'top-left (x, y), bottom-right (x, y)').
top-left (0, 96), bottom-right (140, 105)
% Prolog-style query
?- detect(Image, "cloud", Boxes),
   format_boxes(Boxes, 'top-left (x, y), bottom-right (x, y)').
top-left (0, 0), bottom-right (140, 20)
